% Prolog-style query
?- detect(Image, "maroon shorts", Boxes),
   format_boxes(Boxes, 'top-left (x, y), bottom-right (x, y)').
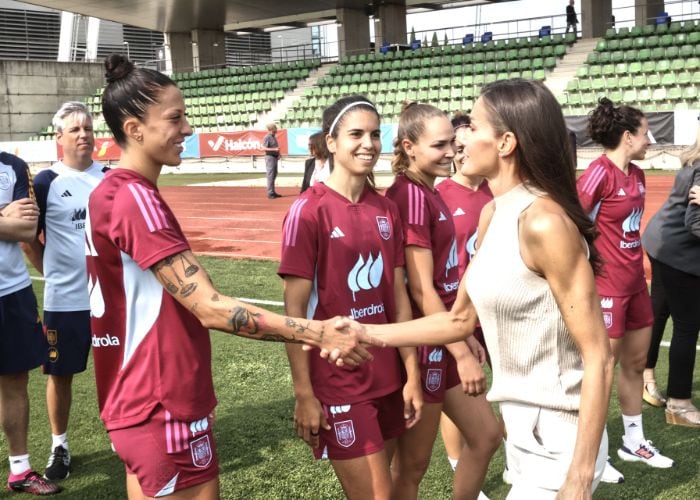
top-left (109, 405), bottom-right (218, 497)
top-left (418, 346), bottom-right (461, 404)
top-left (314, 390), bottom-right (406, 460)
top-left (600, 289), bottom-right (654, 339)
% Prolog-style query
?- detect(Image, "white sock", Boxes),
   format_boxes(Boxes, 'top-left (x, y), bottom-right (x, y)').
top-left (51, 433), bottom-right (68, 451)
top-left (622, 414), bottom-right (645, 448)
top-left (8, 454), bottom-right (31, 476)
top-left (447, 456), bottom-right (459, 471)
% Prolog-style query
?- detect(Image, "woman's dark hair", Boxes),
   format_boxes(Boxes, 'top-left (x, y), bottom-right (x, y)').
top-left (308, 131), bottom-right (329, 160)
top-left (322, 95), bottom-right (380, 188)
top-left (392, 101), bottom-right (447, 186)
top-left (587, 97), bottom-right (645, 149)
top-left (102, 54), bottom-right (176, 146)
top-left (479, 78), bottom-right (600, 270)
top-left (451, 111), bottom-right (471, 130)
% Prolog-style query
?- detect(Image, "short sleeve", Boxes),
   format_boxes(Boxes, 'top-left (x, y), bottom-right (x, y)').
top-left (109, 182), bottom-right (190, 270)
top-left (278, 197), bottom-right (319, 280)
top-left (11, 158), bottom-right (30, 201)
top-left (576, 162), bottom-right (609, 215)
top-left (389, 182), bottom-right (432, 249)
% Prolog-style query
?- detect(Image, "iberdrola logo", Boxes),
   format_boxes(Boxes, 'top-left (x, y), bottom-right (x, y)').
top-left (347, 252), bottom-right (383, 302)
top-left (445, 238), bottom-right (458, 277)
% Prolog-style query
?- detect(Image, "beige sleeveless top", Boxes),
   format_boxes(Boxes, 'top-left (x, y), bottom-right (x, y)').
top-left (466, 183), bottom-right (583, 412)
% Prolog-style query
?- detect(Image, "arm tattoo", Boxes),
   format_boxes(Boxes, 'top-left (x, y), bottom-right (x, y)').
top-left (285, 317), bottom-right (322, 343)
top-left (154, 254), bottom-right (200, 297)
top-left (229, 306), bottom-right (262, 334)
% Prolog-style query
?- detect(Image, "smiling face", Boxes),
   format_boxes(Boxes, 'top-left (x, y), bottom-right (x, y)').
top-left (57, 113), bottom-right (95, 170)
top-left (327, 108), bottom-right (381, 178)
top-left (626, 117), bottom-right (650, 161)
top-left (453, 126), bottom-right (471, 176)
top-left (404, 115), bottom-right (455, 180)
top-left (138, 85), bottom-right (192, 168)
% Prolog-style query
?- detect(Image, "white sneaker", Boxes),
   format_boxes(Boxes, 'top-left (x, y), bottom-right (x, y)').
top-left (600, 457), bottom-right (624, 484)
top-left (617, 440), bottom-right (674, 468)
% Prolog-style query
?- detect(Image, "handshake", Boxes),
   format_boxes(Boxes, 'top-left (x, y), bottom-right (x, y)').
top-left (307, 316), bottom-right (382, 367)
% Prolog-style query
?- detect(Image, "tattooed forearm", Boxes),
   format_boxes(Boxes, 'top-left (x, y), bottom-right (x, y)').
top-left (284, 317), bottom-right (322, 342)
top-left (259, 334), bottom-right (295, 343)
top-left (189, 302), bottom-right (199, 314)
top-left (229, 306), bottom-right (262, 334)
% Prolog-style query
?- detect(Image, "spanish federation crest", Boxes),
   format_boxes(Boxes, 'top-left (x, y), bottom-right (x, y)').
top-left (334, 420), bottom-right (356, 447)
top-left (0, 172), bottom-right (9, 190)
top-left (190, 435), bottom-right (213, 468)
top-left (603, 312), bottom-right (613, 330)
top-left (46, 329), bottom-right (58, 345)
top-left (425, 368), bottom-right (442, 392)
top-left (376, 216), bottom-right (391, 240)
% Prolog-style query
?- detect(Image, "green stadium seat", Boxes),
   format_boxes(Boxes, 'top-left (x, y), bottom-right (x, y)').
top-left (587, 52), bottom-right (600, 65)
top-left (670, 59), bottom-right (685, 72)
top-left (682, 86), bottom-right (698, 101)
top-left (576, 66), bottom-right (589, 78)
top-left (591, 78), bottom-right (605, 91)
top-left (605, 28), bottom-right (617, 39)
top-left (622, 88), bottom-right (637, 103)
top-left (596, 40), bottom-right (608, 52)
top-left (651, 87), bottom-right (667, 103)
top-left (655, 59), bottom-right (671, 73)
top-left (629, 61), bottom-right (643, 74)
top-left (667, 87), bottom-right (683, 101)
top-left (604, 76), bottom-right (618, 89)
top-left (608, 39), bottom-right (621, 51)
top-left (646, 73), bottom-right (661, 87)
top-left (686, 58), bottom-right (700, 71)
top-left (659, 33), bottom-right (674, 47)
top-left (566, 79), bottom-right (579, 92)
top-left (660, 73), bottom-right (676, 87)
top-left (618, 75), bottom-right (633, 89)
top-left (581, 93), bottom-right (596, 107)
top-left (676, 71), bottom-right (691, 86)
top-left (598, 52), bottom-right (612, 64)
top-left (567, 92), bottom-right (582, 106)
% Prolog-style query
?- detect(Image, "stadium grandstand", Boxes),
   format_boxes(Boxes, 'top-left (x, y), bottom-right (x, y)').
top-left (1, 0), bottom-right (700, 167)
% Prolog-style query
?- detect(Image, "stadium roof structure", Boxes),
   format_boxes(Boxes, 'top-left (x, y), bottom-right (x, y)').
top-left (20, 0), bottom-right (511, 33)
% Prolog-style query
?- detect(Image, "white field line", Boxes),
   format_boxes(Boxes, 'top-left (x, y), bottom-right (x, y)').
top-left (26, 274), bottom-right (698, 348)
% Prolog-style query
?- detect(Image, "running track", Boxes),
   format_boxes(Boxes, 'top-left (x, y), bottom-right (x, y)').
top-left (161, 176), bottom-right (675, 278)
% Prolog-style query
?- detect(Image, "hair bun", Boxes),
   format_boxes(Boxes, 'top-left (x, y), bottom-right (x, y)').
top-left (401, 100), bottom-right (418, 113)
top-left (104, 54), bottom-right (134, 84)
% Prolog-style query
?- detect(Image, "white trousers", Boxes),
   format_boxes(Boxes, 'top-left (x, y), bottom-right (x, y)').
top-left (500, 401), bottom-right (607, 500)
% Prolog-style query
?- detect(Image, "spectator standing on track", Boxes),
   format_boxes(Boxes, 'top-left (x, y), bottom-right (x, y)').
top-left (1, 151), bottom-right (61, 495)
top-left (577, 98), bottom-right (674, 484)
top-left (385, 102), bottom-right (501, 500)
top-left (641, 127), bottom-right (700, 428)
top-left (262, 123), bottom-right (281, 199)
top-left (87, 54), bottom-right (374, 499)
top-left (281, 95), bottom-right (422, 499)
top-left (335, 78), bottom-right (613, 499)
top-left (300, 131), bottom-right (332, 193)
top-left (435, 112), bottom-right (495, 480)
top-left (22, 102), bottom-right (108, 483)
top-left (566, 0), bottom-right (578, 35)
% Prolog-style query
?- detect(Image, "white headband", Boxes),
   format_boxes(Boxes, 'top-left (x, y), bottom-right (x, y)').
top-left (328, 101), bottom-right (376, 135)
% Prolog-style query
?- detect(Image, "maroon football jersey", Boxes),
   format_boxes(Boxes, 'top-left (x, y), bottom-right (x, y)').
top-left (577, 155), bottom-right (648, 296)
top-left (385, 174), bottom-right (460, 313)
top-left (278, 183), bottom-right (405, 404)
top-left (86, 169), bottom-right (216, 430)
top-left (436, 177), bottom-right (493, 278)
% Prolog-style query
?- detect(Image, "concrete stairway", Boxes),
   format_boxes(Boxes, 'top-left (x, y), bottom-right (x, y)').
top-left (545, 37), bottom-right (600, 98)
top-left (254, 63), bottom-right (335, 128)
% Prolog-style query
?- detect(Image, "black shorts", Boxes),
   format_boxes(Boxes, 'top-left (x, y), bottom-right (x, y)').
top-left (43, 310), bottom-right (91, 376)
top-left (0, 286), bottom-right (47, 374)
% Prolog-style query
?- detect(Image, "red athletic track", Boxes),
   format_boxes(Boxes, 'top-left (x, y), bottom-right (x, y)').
top-left (161, 175), bottom-right (675, 278)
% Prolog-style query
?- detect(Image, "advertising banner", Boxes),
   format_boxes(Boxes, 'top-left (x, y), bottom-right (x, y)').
top-left (287, 127), bottom-right (320, 156)
top-left (199, 130), bottom-right (288, 157)
top-left (181, 134), bottom-right (200, 159)
top-left (56, 137), bottom-right (122, 162)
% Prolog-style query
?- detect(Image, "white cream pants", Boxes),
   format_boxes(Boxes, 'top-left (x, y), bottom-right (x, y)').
top-left (500, 401), bottom-right (608, 499)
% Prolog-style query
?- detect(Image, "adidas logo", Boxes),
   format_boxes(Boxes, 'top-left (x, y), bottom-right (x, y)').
top-left (453, 207), bottom-right (465, 216)
top-left (617, 188), bottom-right (626, 196)
top-left (438, 212), bottom-right (447, 221)
top-left (61, 190), bottom-right (72, 197)
top-left (330, 227), bottom-right (345, 239)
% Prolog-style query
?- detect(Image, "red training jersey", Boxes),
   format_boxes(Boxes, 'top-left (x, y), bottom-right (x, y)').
top-left (85, 169), bottom-right (216, 431)
top-left (278, 183), bottom-right (405, 405)
top-left (577, 155), bottom-right (647, 296)
top-left (436, 177), bottom-right (493, 278)
top-left (385, 174), bottom-right (460, 314)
